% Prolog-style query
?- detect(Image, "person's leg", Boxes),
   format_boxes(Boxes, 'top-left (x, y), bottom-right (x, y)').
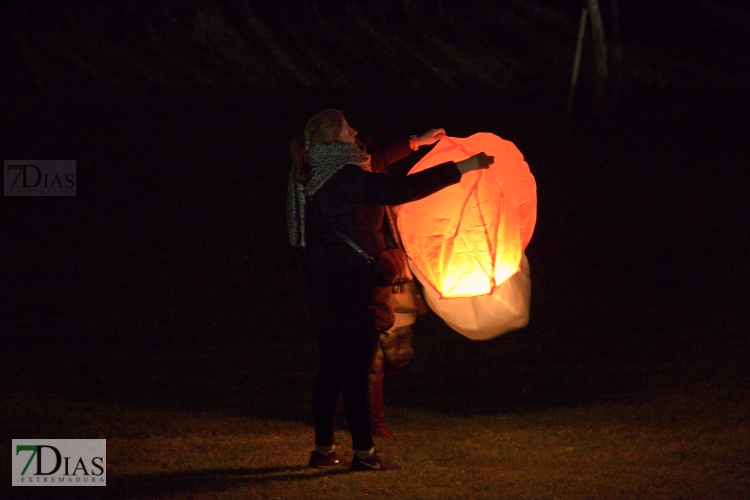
top-left (371, 368), bottom-right (396, 439)
top-left (350, 357), bottom-right (402, 474)
top-left (371, 350), bottom-right (386, 433)
top-left (340, 327), bottom-right (380, 453)
top-left (372, 347), bottom-right (397, 438)
top-left (313, 330), bottom-right (346, 448)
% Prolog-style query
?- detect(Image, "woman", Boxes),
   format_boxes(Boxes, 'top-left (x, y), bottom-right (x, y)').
top-left (287, 109), bottom-right (492, 472)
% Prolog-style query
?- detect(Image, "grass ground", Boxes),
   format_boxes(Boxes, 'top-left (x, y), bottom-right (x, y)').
top-left (1, 346), bottom-right (747, 499)
top-left (2, 1), bottom-right (750, 498)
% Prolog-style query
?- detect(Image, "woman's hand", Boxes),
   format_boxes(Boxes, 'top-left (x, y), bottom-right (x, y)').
top-left (456, 152), bottom-right (494, 174)
top-left (418, 128), bottom-right (447, 147)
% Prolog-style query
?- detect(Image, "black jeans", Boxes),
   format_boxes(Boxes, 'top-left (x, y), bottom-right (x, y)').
top-left (306, 259), bottom-right (393, 452)
top-left (313, 324), bottom-right (380, 451)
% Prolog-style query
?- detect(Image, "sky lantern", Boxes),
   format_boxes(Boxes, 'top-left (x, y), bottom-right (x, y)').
top-left (398, 133), bottom-right (536, 340)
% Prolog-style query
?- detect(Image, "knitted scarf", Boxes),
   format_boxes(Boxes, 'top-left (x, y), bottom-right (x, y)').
top-left (287, 141), bottom-right (372, 248)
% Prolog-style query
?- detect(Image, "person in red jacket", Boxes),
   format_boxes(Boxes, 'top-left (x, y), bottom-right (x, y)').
top-left (287, 109), bottom-right (492, 472)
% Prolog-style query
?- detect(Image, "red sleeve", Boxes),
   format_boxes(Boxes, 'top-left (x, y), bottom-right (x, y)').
top-left (368, 137), bottom-right (412, 173)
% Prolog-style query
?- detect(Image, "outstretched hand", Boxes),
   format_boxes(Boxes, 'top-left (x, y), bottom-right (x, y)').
top-left (418, 128), bottom-right (447, 147)
top-left (456, 152), bottom-right (495, 174)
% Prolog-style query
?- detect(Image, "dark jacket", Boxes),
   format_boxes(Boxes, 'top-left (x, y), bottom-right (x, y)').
top-left (304, 137), bottom-right (461, 334)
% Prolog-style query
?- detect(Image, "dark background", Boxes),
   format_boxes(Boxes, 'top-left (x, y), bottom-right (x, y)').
top-left (1, 0), bottom-right (749, 489)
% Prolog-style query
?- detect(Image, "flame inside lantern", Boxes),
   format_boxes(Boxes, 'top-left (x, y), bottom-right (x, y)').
top-left (398, 133), bottom-right (536, 299)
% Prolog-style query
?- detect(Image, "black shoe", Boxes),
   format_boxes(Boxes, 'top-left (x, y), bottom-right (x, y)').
top-left (308, 450), bottom-right (340, 468)
top-left (350, 452), bottom-right (401, 472)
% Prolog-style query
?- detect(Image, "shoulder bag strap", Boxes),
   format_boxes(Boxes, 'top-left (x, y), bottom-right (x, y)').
top-left (310, 194), bottom-right (377, 264)
top-left (334, 228), bottom-right (376, 264)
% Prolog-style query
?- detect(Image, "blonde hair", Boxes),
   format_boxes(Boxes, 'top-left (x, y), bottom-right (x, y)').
top-left (289, 109), bottom-right (345, 185)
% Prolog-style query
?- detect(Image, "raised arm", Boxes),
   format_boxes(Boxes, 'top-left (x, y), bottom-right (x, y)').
top-left (354, 162), bottom-right (461, 206)
top-left (334, 151), bottom-right (494, 206)
top-left (368, 137), bottom-right (412, 174)
top-left (369, 129), bottom-right (447, 173)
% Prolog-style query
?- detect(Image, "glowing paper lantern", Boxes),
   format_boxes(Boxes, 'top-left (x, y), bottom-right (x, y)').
top-left (409, 254), bottom-right (531, 340)
top-left (398, 133), bottom-right (536, 339)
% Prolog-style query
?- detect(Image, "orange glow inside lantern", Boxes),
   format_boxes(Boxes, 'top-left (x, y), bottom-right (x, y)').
top-left (398, 133), bottom-right (536, 299)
